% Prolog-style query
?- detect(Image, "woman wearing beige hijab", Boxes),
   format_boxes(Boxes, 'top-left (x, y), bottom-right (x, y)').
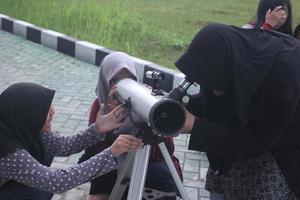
top-left (79, 52), bottom-right (182, 200)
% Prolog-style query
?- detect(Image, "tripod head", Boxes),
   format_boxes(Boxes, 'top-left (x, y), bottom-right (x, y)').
top-left (131, 121), bottom-right (164, 145)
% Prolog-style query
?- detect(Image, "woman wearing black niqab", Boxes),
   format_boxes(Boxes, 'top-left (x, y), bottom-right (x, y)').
top-left (177, 23), bottom-right (300, 199)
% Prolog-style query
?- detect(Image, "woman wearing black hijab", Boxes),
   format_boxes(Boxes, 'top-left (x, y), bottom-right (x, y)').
top-left (243, 0), bottom-right (292, 34)
top-left (0, 82), bottom-right (142, 200)
top-left (256, 0), bottom-right (292, 34)
top-left (177, 23), bottom-right (300, 199)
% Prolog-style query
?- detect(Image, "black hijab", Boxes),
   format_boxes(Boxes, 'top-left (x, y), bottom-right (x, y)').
top-left (255, 0), bottom-right (293, 35)
top-left (0, 82), bottom-right (55, 162)
top-left (176, 23), bottom-right (300, 126)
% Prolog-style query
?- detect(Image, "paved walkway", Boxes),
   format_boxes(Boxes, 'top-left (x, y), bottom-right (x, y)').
top-left (0, 30), bottom-right (209, 200)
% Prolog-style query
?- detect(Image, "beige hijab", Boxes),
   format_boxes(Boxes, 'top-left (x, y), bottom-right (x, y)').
top-left (96, 51), bottom-right (137, 113)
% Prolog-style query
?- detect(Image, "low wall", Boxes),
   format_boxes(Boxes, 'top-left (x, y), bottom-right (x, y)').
top-left (0, 13), bottom-right (199, 93)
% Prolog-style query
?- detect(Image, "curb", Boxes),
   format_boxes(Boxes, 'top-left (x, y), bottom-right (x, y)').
top-left (0, 13), bottom-right (199, 93)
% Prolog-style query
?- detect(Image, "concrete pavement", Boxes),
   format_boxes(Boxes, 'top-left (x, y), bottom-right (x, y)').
top-left (0, 30), bottom-right (209, 200)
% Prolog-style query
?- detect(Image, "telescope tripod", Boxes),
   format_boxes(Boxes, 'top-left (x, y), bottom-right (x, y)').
top-left (108, 125), bottom-right (190, 200)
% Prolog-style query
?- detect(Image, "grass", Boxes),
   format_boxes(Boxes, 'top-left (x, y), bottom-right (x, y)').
top-left (0, 0), bottom-right (299, 69)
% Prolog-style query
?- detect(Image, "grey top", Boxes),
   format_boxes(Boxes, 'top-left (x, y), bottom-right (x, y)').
top-left (0, 124), bottom-right (117, 193)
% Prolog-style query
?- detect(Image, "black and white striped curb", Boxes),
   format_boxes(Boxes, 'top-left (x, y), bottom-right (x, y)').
top-left (0, 13), bottom-right (199, 93)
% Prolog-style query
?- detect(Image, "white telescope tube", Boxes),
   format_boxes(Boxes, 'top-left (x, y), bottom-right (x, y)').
top-left (116, 78), bottom-right (185, 136)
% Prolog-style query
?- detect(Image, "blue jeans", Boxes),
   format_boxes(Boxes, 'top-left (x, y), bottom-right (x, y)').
top-left (210, 192), bottom-right (224, 200)
top-left (145, 162), bottom-right (177, 200)
top-left (120, 162), bottom-right (178, 200)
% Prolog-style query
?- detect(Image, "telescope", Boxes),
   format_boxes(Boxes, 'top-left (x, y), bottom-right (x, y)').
top-left (116, 77), bottom-right (187, 136)
top-left (112, 73), bottom-right (193, 200)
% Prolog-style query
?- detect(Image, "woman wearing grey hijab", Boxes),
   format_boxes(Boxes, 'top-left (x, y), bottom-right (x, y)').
top-left (79, 52), bottom-right (182, 200)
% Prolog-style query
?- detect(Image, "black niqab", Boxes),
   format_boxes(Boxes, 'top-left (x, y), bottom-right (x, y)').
top-left (0, 82), bottom-right (55, 162)
top-left (176, 23), bottom-right (299, 126)
top-left (176, 24), bottom-right (233, 91)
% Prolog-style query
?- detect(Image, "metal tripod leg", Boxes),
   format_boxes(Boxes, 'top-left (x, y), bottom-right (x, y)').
top-left (108, 151), bottom-right (136, 200)
top-left (109, 142), bottom-right (190, 200)
top-left (108, 145), bottom-right (151, 200)
top-left (127, 144), bottom-right (151, 200)
top-left (158, 142), bottom-right (189, 200)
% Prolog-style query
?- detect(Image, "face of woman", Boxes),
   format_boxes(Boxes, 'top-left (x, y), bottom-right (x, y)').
top-left (41, 105), bottom-right (55, 133)
top-left (106, 68), bottom-right (133, 110)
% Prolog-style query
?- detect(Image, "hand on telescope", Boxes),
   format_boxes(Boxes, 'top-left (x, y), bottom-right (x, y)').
top-left (95, 104), bottom-right (128, 134)
top-left (181, 107), bottom-right (195, 134)
top-left (107, 85), bottom-right (120, 110)
top-left (110, 135), bottom-right (144, 157)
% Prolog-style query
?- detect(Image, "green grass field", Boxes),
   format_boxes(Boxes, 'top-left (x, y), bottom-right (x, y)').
top-left (0, 0), bottom-right (299, 69)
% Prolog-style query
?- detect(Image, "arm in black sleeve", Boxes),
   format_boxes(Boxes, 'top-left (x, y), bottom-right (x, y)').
top-left (189, 86), bottom-right (299, 155)
top-left (189, 117), bottom-right (264, 155)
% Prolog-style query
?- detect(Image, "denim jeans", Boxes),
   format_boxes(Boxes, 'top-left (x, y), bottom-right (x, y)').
top-left (210, 192), bottom-right (224, 200)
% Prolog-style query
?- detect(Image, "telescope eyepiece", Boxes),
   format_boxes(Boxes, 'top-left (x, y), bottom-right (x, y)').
top-left (167, 77), bottom-right (193, 103)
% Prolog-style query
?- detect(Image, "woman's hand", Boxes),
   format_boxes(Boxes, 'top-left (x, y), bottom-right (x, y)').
top-left (95, 104), bottom-right (128, 134)
top-left (181, 107), bottom-right (195, 134)
top-left (107, 85), bottom-right (120, 110)
top-left (265, 5), bottom-right (287, 29)
top-left (110, 135), bottom-right (143, 157)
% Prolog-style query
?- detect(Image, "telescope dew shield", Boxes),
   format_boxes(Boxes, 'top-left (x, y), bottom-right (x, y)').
top-left (116, 78), bottom-right (185, 136)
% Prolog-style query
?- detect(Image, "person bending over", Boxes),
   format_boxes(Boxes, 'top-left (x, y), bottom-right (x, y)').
top-left (177, 23), bottom-right (300, 200)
